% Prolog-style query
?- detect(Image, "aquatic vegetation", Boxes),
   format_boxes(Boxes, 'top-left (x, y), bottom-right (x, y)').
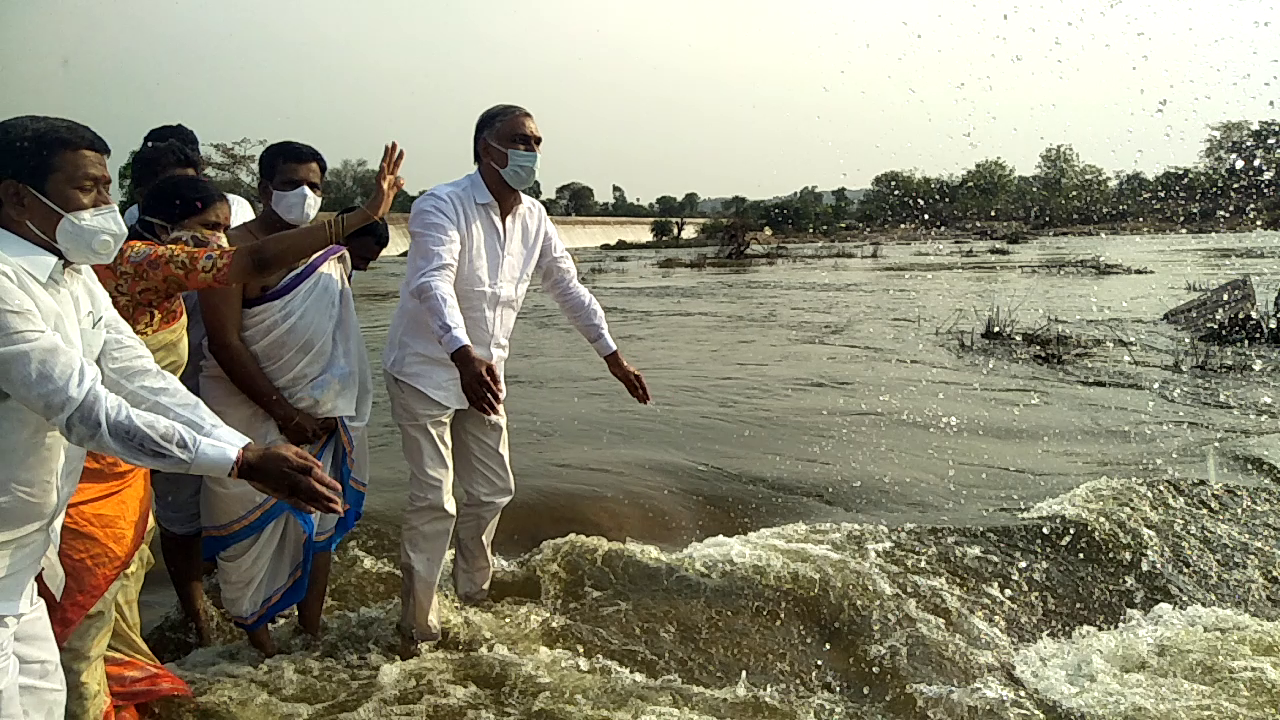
top-left (1021, 257), bottom-right (1154, 276)
top-left (945, 306), bottom-right (1105, 366)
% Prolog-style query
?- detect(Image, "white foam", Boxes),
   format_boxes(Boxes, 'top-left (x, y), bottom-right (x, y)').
top-left (1015, 603), bottom-right (1280, 719)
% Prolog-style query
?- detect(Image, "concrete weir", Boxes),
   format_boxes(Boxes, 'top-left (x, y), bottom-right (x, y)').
top-left (377, 214), bottom-right (704, 255)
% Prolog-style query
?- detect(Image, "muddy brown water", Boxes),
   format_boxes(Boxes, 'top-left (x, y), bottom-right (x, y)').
top-left (144, 232), bottom-right (1280, 719)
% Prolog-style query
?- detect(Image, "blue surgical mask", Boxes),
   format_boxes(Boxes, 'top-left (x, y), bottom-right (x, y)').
top-left (488, 139), bottom-right (539, 192)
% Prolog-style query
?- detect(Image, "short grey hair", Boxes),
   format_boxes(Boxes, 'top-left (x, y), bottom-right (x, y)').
top-left (473, 104), bottom-right (532, 164)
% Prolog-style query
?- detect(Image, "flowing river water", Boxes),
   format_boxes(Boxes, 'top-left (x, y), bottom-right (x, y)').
top-left (149, 232), bottom-right (1280, 719)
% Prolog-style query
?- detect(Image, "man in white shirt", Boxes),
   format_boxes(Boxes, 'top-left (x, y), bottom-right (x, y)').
top-left (383, 105), bottom-right (651, 657)
top-left (120, 124), bottom-right (256, 228)
top-left (0, 115), bottom-right (343, 718)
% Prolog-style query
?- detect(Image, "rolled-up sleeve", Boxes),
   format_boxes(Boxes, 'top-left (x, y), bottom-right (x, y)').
top-left (535, 219), bottom-right (618, 357)
top-left (405, 194), bottom-right (471, 355)
top-left (0, 273), bottom-right (247, 478)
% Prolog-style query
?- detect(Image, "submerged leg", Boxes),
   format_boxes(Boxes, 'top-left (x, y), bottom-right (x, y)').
top-left (153, 471), bottom-right (212, 645)
top-left (298, 551), bottom-right (333, 636)
top-left (385, 372), bottom-right (458, 656)
top-left (160, 529), bottom-right (212, 645)
top-left (245, 626), bottom-right (277, 658)
top-left (451, 406), bottom-right (516, 605)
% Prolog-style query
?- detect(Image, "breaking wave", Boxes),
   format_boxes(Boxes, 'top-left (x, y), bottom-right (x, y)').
top-left (146, 446), bottom-right (1280, 720)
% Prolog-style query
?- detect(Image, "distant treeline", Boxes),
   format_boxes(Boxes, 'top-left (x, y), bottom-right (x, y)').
top-left (538, 119), bottom-right (1280, 238)
top-left (129, 119), bottom-right (1277, 237)
top-left (853, 120), bottom-right (1280, 232)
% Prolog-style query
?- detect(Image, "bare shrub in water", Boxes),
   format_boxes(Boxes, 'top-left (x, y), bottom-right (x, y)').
top-left (946, 306), bottom-right (1104, 365)
top-left (1022, 256), bottom-right (1153, 276)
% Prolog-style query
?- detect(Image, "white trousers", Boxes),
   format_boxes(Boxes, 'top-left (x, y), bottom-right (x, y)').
top-left (385, 372), bottom-right (516, 641)
top-left (0, 584), bottom-right (65, 720)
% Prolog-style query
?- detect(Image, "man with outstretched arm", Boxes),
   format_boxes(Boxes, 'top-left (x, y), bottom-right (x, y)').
top-left (383, 104), bottom-right (651, 660)
top-left (0, 115), bottom-right (341, 718)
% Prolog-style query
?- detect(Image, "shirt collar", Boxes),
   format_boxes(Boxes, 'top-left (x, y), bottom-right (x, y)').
top-left (469, 171), bottom-right (496, 206)
top-left (468, 171), bottom-right (537, 213)
top-left (0, 226), bottom-right (61, 283)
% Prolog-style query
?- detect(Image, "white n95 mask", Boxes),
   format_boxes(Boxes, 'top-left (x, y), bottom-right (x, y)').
top-left (25, 188), bottom-right (129, 265)
top-left (271, 186), bottom-right (322, 226)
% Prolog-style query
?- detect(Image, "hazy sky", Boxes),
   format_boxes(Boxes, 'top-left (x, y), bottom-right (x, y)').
top-left (2, 0), bottom-right (1277, 201)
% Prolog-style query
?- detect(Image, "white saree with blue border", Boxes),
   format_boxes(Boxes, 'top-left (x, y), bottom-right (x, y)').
top-left (199, 246), bottom-right (371, 631)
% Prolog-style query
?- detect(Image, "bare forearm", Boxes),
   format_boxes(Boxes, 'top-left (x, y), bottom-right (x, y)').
top-left (233, 209), bottom-right (377, 282)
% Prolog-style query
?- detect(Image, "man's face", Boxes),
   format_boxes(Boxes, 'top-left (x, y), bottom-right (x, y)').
top-left (259, 161), bottom-right (324, 210)
top-left (480, 115), bottom-right (542, 169)
top-left (346, 236), bottom-right (384, 271)
top-left (0, 150), bottom-right (113, 249)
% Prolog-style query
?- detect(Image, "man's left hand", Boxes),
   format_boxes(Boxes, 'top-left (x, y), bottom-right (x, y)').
top-left (605, 352), bottom-right (651, 404)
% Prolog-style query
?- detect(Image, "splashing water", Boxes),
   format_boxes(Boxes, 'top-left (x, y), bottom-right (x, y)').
top-left (149, 461), bottom-right (1280, 719)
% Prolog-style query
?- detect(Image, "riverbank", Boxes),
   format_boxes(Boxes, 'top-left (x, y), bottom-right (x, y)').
top-left (604, 219), bottom-right (1271, 252)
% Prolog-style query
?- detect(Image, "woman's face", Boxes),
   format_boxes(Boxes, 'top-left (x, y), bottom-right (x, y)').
top-left (173, 201), bottom-right (231, 236)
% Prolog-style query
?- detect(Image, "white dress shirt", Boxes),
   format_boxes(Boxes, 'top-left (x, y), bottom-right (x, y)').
top-left (0, 227), bottom-right (250, 614)
top-left (384, 172), bottom-right (618, 409)
top-left (123, 192), bottom-right (256, 229)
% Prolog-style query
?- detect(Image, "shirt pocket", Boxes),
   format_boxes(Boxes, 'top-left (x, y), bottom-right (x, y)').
top-left (458, 286), bottom-right (498, 338)
top-left (79, 326), bottom-right (105, 362)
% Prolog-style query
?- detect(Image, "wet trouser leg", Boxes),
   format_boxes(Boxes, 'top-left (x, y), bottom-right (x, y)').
top-left (386, 372), bottom-right (515, 641)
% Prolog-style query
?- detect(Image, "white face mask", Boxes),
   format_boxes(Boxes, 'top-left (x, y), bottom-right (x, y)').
top-left (488, 139), bottom-right (540, 191)
top-left (25, 188), bottom-right (129, 265)
top-left (270, 185), bottom-right (322, 226)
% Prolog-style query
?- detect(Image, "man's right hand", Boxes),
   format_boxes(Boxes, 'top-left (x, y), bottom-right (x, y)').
top-left (451, 345), bottom-right (503, 416)
top-left (362, 142), bottom-right (406, 219)
top-left (238, 445), bottom-right (343, 515)
top-left (275, 408), bottom-right (336, 446)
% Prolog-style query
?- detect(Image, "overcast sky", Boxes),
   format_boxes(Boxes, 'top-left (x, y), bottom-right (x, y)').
top-left (2, 0), bottom-right (1277, 201)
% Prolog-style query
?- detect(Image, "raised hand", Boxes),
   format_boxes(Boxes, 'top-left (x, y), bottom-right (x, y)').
top-left (605, 352), bottom-right (651, 404)
top-left (363, 142), bottom-right (407, 219)
top-left (238, 444), bottom-right (343, 515)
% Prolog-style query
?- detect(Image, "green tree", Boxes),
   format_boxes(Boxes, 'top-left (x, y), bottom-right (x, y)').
top-left (1111, 171), bottom-right (1154, 221)
top-left (527, 180), bottom-right (543, 200)
top-left (204, 138), bottom-right (267, 205)
top-left (117, 149), bottom-right (137, 205)
top-left (320, 158), bottom-right (377, 212)
top-left (541, 197), bottom-right (566, 215)
top-left (723, 195), bottom-right (749, 218)
top-left (650, 218), bottom-right (676, 243)
top-left (679, 192), bottom-right (702, 217)
top-left (608, 184), bottom-right (649, 216)
top-left (855, 170), bottom-right (932, 226)
top-left (391, 189), bottom-right (417, 213)
top-left (611, 184), bottom-right (628, 215)
top-left (555, 182), bottom-right (598, 216)
top-left (1201, 120), bottom-right (1280, 220)
top-left (653, 195), bottom-right (680, 218)
top-left (824, 186), bottom-right (853, 231)
top-left (957, 158), bottom-right (1016, 220)
top-left (1031, 144), bottom-right (1112, 227)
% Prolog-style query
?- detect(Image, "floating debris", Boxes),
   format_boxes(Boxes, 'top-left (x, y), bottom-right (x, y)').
top-left (1163, 277), bottom-right (1273, 343)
